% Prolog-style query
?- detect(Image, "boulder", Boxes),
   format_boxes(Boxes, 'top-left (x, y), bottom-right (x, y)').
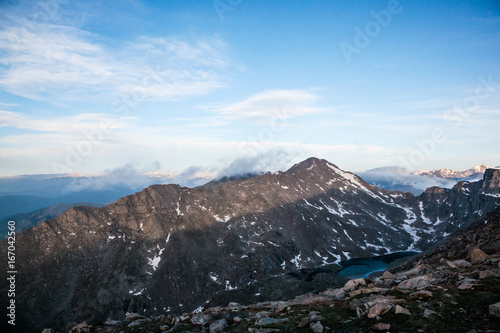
top-left (395, 305), bottom-right (411, 315)
top-left (458, 283), bottom-right (474, 290)
top-left (410, 290), bottom-right (433, 300)
top-left (490, 301), bottom-right (500, 317)
top-left (227, 302), bottom-right (242, 311)
top-left (41, 330), bottom-right (54, 333)
top-left (367, 302), bottom-right (393, 318)
top-left (191, 313), bottom-right (213, 325)
top-left (321, 288), bottom-right (346, 300)
top-left (343, 278), bottom-right (366, 292)
top-left (274, 301), bottom-right (290, 313)
top-left (397, 276), bottom-right (432, 290)
top-left (423, 309), bottom-right (436, 318)
top-left (104, 319), bottom-right (122, 326)
top-left (256, 317), bottom-right (278, 326)
top-left (297, 317), bottom-right (311, 328)
top-left (209, 319), bottom-right (228, 333)
top-left (128, 319), bottom-right (146, 327)
top-left (404, 264), bottom-right (426, 277)
top-left (479, 270), bottom-right (500, 279)
top-left (70, 321), bottom-right (90, 333)
top-left (292, 294), bottom-right (334, 306)
top-left (374, 323), bottom-right (391, 330)
top-left (125, 312), bottom-right (145, 320)
top-left (470, 247), bottom-right (490, 260)
top-left (310, 321), bottom-right (324, 333)
top-left (482, 241), bottom-right (500, 254)
top-left (447, 260), bottom-right (471, 269)
top-left (349, 287), bottom-right (388, 297)
top-left (255, 311), bottom-right (273, 318)
top-left (307, 311), bottom-right (324, 321)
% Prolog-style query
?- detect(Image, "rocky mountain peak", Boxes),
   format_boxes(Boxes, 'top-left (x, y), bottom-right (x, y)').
top-left (472, 163), bottom-right (490, 172)
top-left (286, 157), bottom-right (328, 172)
top-left (482, 168), bottom-right (500, 194)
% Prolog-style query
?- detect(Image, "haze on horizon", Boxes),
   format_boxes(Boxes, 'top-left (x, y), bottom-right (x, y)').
top-left (0, 0), bottom-right (499, 177)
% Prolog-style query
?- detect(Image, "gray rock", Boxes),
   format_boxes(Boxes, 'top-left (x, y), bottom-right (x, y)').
top-left (104, 318), bottom-right (122, 326)
top-left (209, 319), bottom-right (228, 333)
top-left (321, 288), bottom-right (345, 300)
top-left (490, 301), bottom-right (500, 317)
top-left (125, 312), bottom-right (145, 320)
top-left (227, 302), bottom-right (242, 309)
top-left (128, 319), bottom-right (146, 327)
top-left (310, 321), bottom-right (324, 333)
top-left (423, 309), bottom-right (436, 318)
top-left (41, 329), bottom-right (54, 333)
top-left (308, 311), bottom-right (324, 321)
top-left (191, 313), bottom-right (213, 325)
top-left (256, 317), bottom-right (278, 326)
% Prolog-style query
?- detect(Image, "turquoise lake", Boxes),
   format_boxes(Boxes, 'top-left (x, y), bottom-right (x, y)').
top-left (338, 251), bottom-right (419, 279)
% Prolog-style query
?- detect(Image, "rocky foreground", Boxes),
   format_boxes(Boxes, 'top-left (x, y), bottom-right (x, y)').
top-left (44, 207), bottom-right (500, 333)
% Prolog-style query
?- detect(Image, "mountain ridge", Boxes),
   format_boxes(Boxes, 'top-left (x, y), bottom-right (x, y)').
top-left (2, 157), bottom-right (500, 331)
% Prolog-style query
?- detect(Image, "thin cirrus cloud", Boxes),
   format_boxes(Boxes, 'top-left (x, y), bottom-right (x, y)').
top-left (0, 110), bottom-right (134, 133)
top-left (210, 89), bottom-right (325, 121)
top-left (0, 20), bottom-right (233, 103)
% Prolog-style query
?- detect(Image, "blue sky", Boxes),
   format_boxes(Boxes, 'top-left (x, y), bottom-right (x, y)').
top-left (0, 0), bottom-right (499, 176)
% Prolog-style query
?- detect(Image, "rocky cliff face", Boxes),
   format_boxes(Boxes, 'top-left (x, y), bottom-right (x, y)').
top-left (1, 157), bottom-right (500, 331)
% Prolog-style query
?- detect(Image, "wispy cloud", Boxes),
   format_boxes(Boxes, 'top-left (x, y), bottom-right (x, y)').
top-left (0, 102), bottom-right (19, 107)
top-left (0, 110), bottom-right (134, 132)
top-left (210, 89), bottom-right (325, 121)
top-left (0, 15), bottom-right (233, 103)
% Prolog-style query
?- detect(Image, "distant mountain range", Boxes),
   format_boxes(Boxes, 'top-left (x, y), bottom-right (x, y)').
top-left (0, 163), bottom-right (497, 239)
top-left (0, 170), bottom-right (215, 220)
top-left (413, 164), bottom-right (490, 179)
top-left (2, 157), bottom-right (500, 331)
top-left (358, 164), bottom-right (498, 195)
